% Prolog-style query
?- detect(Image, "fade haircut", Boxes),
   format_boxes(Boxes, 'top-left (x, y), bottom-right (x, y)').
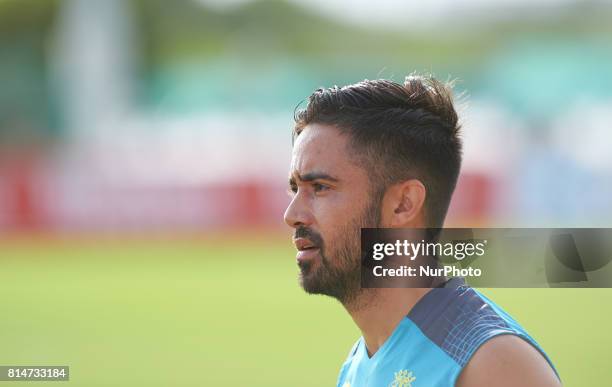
top-left (293, 75), bottom-right (462, 228)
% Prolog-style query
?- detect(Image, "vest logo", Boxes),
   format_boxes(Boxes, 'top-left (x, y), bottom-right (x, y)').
top-left (389, 369), bottom-right (416, 387)
top-left (342, 383), bottom-right (351, 387)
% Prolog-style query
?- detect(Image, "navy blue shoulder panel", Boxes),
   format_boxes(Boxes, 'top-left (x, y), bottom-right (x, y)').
top-left (407, 278), bottom-right (515, 367)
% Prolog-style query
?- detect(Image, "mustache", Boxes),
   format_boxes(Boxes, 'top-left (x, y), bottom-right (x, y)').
top-left (294, 226), bottom-right (324, 247)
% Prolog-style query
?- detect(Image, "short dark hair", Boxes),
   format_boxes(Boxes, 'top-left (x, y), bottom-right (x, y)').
top-left (293, 75), bottom-right (462, 228)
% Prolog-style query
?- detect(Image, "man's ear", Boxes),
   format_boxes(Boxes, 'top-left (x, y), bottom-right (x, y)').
top-left (380, 179), bottom-right (427, 227)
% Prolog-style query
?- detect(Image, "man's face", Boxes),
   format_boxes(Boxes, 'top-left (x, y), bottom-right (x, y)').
top-left (284, 123), bottom-right (381, 303)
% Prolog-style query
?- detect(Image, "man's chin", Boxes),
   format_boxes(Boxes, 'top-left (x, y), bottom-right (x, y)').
top-left (298, 268), bottom-right (321, 293)
top-left (299, 269), bottom-right (358, 303)
top-left (300, 281), bottom-right (332, 297)
top-left (299, 266), bottom-right (331, 296)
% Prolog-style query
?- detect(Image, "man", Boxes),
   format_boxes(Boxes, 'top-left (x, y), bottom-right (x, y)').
top-left (284, 75), bottom-right (561, 387)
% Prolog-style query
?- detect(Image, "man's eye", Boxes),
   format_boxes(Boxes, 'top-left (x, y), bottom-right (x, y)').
top-left (287, 185), bottom-right (298, 196)
top-left (313, 183), bottom-right (330, 193)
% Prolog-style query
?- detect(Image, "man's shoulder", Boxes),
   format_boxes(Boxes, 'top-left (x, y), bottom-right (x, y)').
top-left (407, 280), bottom-right (559, 384)
top-left (408, 280), bottom-right (555, 371)
top-left (408, 281), bottom-right (515, 365)
top-left (455, 334), bottom-right (561, 387)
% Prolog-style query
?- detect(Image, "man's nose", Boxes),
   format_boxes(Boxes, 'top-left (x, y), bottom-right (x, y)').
top-left (284, 195), bottom-right (312, 228)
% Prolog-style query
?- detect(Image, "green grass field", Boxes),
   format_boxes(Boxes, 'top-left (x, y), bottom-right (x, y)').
top-left (0, 235), bottom-right (610, 386)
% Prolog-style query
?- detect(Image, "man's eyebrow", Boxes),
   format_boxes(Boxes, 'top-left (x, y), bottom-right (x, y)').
top-left (289, 171), bottom-right (339, 183)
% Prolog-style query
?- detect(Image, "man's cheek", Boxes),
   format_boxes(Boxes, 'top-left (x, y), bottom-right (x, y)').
top-left (314, 208), bottom-right (344, 235)
top-left (319, 192), bottom-right (359, 215)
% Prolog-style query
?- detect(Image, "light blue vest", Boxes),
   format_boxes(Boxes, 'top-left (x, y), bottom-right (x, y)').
top-left (336, 278), bottom-right (558, 387)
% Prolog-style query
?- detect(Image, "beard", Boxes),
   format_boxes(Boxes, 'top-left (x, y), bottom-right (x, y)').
top-left (295, 192), bottom-right (382, 305)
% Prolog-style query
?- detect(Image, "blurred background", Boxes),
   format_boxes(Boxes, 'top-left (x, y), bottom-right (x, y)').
top-left (0, 0), bottom-right (611, 386)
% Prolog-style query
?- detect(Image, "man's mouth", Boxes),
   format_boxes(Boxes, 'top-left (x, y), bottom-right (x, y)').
top-left (293, 238), bottom-right (321, 263)
top-left (294, 237), bottom-right (319, 250)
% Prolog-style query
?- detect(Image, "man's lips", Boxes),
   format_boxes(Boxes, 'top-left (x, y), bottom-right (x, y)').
top-left (293, 237), bottom-right (318, 251)
top-left (293, 237), bottom-right (320, 263)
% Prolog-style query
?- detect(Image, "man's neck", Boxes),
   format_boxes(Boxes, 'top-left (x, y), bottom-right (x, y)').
top-left (344, 287), bottom-right (433, 357)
